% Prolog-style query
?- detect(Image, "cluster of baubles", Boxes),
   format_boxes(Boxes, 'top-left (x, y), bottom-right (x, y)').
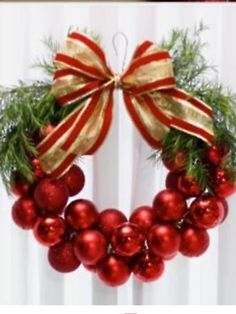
top-left (10, 139), bottom-right (236, 287)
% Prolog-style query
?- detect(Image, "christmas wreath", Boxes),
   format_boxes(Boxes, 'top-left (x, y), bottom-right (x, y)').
top-left (0, 24), bottom-right (236, 287)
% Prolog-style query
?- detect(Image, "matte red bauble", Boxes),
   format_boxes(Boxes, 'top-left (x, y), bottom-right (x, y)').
top-left (132, 250), bottom-right (164, 282)
top-left (147, 224), bottom-right (181, 258)
top-left (177, 175), bottom-right (203, 198)
top-left (73, 229), bottom-right (108, 265)
top-left (213, 168), bottom-right (236, 198)
top-left (153, 189), bottom-right (187, 222)
top-left (205, 144), bottom-right (228, 166)
top-left (65, 199), bottom-right (99, 230)
top-left (190, 194), bottom-right (225, 229)
top-left (31, 158), bottom-right (46, 179)
top-left (162, 151), bottom-right (186, 171)
top-left (111, 222), bottom-right (144, 257)
top-left (97, 254), bottom-right (131, 287)
top-left (61, 165), bottom-right (85, 196)
top-left (12, 196), bottom-right (38, 229)
top-left (34, 178), bottom-right (69, 214)
top-left (179, 226), bottom-right (210, 257)
top-left (33, 216), bottom-right (65, 246)
top-left (165, 171), bottom-right (182, 190)
top-left (48, 241), bottom-right (81, 273)
top-left (130, 206), bottom-right (156, 233)
top-left (98, 208), bottom-right (127, 238)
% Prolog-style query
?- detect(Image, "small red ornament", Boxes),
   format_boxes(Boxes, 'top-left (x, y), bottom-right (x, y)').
top-left (212, 167), bottom-right (236, 198)
top-left (11, 173), bottom-right (31, 197)
top-left (48, 241), bottom-right (81, 273)
top-left (12, 196), bottom-right (38, 229)
top-left (61, 165), bottom-right (85, 196)
top-left (33, 215), bottom-right (65, 246)
top-left (132, 250), bottom-right (164, 282)
top-left (190, 194), bottom-right (225, 229)
top-left (205, 144), bottom-right (228, 166)
top-left (111, 222), bottom-right (144, 257)
top-left (217, 197), bottom-right (229, 223)
top-left (65, 199), bottom-right (99, 230)
top-left (130, 206), bottom-right (156, 233)
top-left (41, 124), bottom-right (56, 138)
top-left (97, 254), bottom-right (131, 287)
top-left (165, 171), bottom-right (182, 190)
top-left (179, 226), bottom-right (210, 257)
top-left (34, 178), bottom-right (69, 214)
top-left (31, 158), bottom-right (46, 179)
top-left (162, 151), bottom-right (186, 171)
top-left (98, 208), bottom-right (127, 238)
top-left (177, 175), bottom-right (203, 198)
top-left (83, 263), bottom-right (97, 273)
top-left (73, 229), bottom-right (108, 265)
top-left (153, 189), bottom-right (187, 222)
top-left (147, 224), bottom-right (181, 258)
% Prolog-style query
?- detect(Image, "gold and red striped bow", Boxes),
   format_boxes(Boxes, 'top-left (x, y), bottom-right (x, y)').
top-left (37, 32), bottom-right (214, 177)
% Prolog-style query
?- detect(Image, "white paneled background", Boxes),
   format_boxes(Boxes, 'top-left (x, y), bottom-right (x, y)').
top-left (0, 1), bottom-right (236, 306)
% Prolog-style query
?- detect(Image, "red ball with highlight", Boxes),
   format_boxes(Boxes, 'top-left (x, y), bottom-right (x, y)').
top-left (98, 208), bottom-right (127, 238)
top-left (12, 196), bottom-right (38, 229)
top-left (130, 206), bottom-right (156, 233)
top-left (62, 165), bottom-right (85, 196)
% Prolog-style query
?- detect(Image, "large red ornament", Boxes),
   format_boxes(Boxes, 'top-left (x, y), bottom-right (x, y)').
top-left (132, 250), bottom-right (164, 282)
top-left (165, 171), bottom-right (182, 190)
top-left (212, 167), bottom-right (236, 198)
top-left (48, 241), bottom-right (81, 273)
top-left (61, 165), bottom-right (85, 196)
top-left (130, 206), bottom-right (156, 233)
top-left (162, 151), bottom-right (186, 171)
top-left (65, 199), bottom-right (99, 230)
top-left (111, 222), bottom-right (144, 257)
top-left (12, 196), bottom-right (38, 229)
top-left (98, 208), bottom-right (127, 238)
top-left (153, 189), bottom-right (187, 222)
top-left (34, 178), bottom-right (69, 214)
top-left (73, 229), bottom-right (108, 265)
top-left (205, 144), bottom-right (228, 166)
top-left (33, 215), bottom-right (65, 246)
top-left (179, 226), bottom-right (210, 257)
top-left (97, 254), bottom-right (131, 287)
top-left (177, 175), bottom-right (203, 198)
top-left (190, 194), bottom-right (225, 229)
top-left (147, 224), bottom-right (181, 258)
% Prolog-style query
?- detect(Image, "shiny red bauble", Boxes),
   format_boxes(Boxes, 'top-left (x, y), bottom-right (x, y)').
top-left (83, 263), bottom-right (97, 273)
top-left (132, 250), bottom-right (164, 282)
top-left (213, 168), bottom-right (236, 198)
top-left (205, 144), bottom-right (228, 166)
top-left (147, 224), bottom-right (181, 258)
top-left (217, 197), bottom-right (229, 223)
top-left (34, 178), bottom-right (69, 214)
top-left (130, 206), bottom-right (156, 233)
top-left (179, 226), bottom-right (210, 257)
top-left (97, 254), bottom-right (131, 287)
top-left (111, 222), bottom-right (145, 257)
top-left (31, 158), bottom-right (45, 179)
top-left (48, 241), bottom-right (81, 273)
top-left (61, 165), bottom-right (85, 196)
top-left (33, 216), bottom-right (65, 246)
top-left (65, 199), bottom-right (99, 230)
top-left (190, 194), bottom-right (225, 229)
top-left (177, 175), bottom-right (203, 198)
top-left (12, 196), bottom-right (38, 229)
top-left (153, 189), bottom-right (187, 222)
top-left (73, 229), bottom-right (108, 265)
top-left (165, 171), bottom-right (182, 190)
top-left (162, 151), bottom-right (186, 171)
top-left (98, 208), bottom-right (127, 238)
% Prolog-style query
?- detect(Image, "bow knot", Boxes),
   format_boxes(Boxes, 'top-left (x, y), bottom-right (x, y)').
top-left (113, 74), bottom-right (121, 89)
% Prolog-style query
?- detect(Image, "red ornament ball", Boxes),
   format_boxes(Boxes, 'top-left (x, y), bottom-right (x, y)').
top-left (179, 226), bottom-right (210, 257)
top-left (83, 263), bottom-right (97, 273)
top-left (31, 158), bottom-right (46, 179)
top-left (162, 151), bottom-right (186, 171)
top-left (153, 189), bottom-right (187, 222)
top-left (165, 171), bottom-right (182, 190)
top-left (65, 199), bottom-right (99, 230)
top-left (205, 144), bottom-right (228, 166)
top-left (73, 229), bottom-right (108, 265)
top-left (33, 215), bottom-right (65, 246)
top-left (130, 206), bottom-right (156, 233)
top-left (48, 241), bottom-right (81, 273)
top-left (177, 175), bottom-right (203, 198)
top-left (34, 178), bottom-right (69, 214)
top-left (217, 197), bottom-right (229, 223)
top-left (61, 165), bottom-right (85, 196)
top-left (190, 194), bottom-right (225, 229)
top-left (111, 222), bottom-right (145, 257)
top-left (11, 173), bottom-right (31, 197)
top-left (98, 208), bottom-right (127, 238)
top-left (97, 254), bottom-right (131, 287)
top-left (132, 250), bottom-right (164, 282)
top-left (147, 224), bottom-right (181, 258)
top-left (12, 196), bottom-right (38, 229)
top-left (213, 167), bottom-right (236, 198)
